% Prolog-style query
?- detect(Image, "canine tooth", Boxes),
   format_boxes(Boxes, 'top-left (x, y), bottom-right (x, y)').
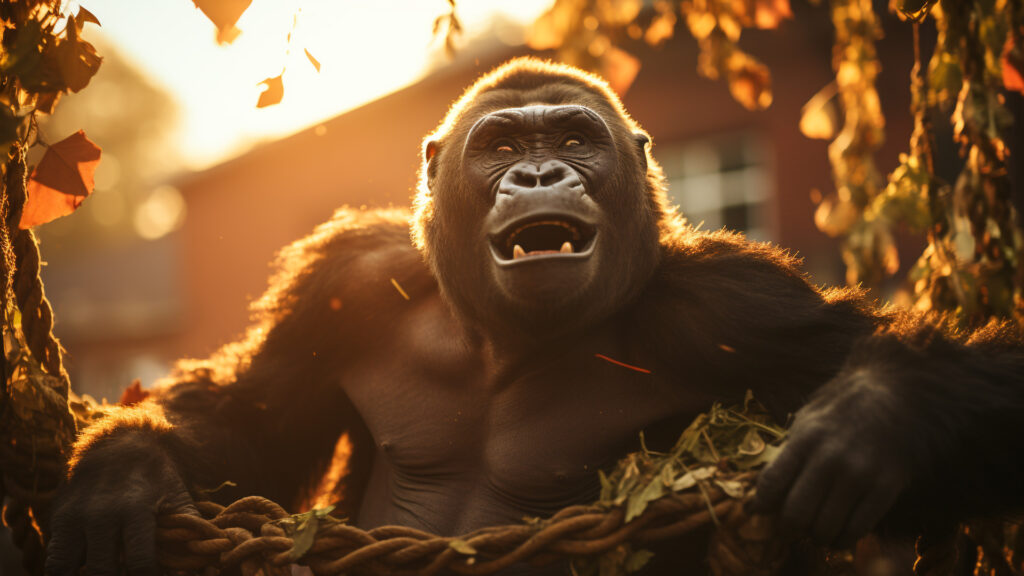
top-left (560, 242), bottom-right (573, 254)
top-left (513, 244), bottom-right (526, 259)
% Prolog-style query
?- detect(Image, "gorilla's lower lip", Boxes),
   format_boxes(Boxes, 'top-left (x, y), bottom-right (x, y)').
top-left (489, 237), bottom-right (597, 266)
top-left (489, 226), bottom-right (598, 264)
top-left (489, 216), bottom-right (597, 266)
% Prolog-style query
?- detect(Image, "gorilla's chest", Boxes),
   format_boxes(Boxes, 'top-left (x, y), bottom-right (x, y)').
top-left (342, 300), bottom-right (699, 533)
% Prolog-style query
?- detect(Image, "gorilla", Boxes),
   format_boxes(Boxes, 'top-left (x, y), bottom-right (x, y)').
top-left (46, 58), bottom-right (1024, 575)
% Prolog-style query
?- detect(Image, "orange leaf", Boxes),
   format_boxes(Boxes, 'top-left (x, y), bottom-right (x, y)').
top-left (20, 130), bottom-right (101, 229)
top-left (119, 379), bottom-right (149, 406)
top-left (754, 0), bottom-right (792, 29)
top-left (193, 0), bottom-right (252, 43)
top-left (305, 48), bottom-right (321, 72)
top-left (257, 74), bottom-right (284, 108)
top-left (1002, 36), bottom-right (1024, 94)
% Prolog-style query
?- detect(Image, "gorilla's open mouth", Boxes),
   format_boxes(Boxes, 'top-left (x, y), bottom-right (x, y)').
top-left (491, 216), bottom-right (597, 264)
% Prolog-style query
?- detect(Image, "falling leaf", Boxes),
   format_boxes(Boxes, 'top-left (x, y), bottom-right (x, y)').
top-left (193, 0), bottom-right (252, 44)
top-left (20, 130), bottom-right (102, 229)
top-left (391, 278), bottom-right (410, 300)
top-left (594, 353), bottom-right (651, 374)
top-left (257, 74), bottom-right (284, 108)
top-left (601, 47), bottom-right (641, 95)
top-left (118, 379), bottom-right (149, 406)
top-left (304, 48), bottom-right (321, 72)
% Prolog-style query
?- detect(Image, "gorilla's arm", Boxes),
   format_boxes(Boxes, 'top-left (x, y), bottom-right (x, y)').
top-left (636, 227), bottom-right (1024, 544)
top-left (47, 208), bottom-right (431, 576)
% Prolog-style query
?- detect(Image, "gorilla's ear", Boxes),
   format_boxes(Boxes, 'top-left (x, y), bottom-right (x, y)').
top-left (633, 132), bottom-right (650, 171)
top-left (424, 140), bottom-right (440, 163)
top-left (423, 140), bottom-right (441, 188)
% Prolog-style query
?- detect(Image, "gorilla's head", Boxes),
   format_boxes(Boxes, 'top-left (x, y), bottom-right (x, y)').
top-left (413, 58), bottom-right (671, 339)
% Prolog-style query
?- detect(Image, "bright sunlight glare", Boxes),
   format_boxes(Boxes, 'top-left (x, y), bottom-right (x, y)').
top-left (78, 0), bottom-right (553, 170)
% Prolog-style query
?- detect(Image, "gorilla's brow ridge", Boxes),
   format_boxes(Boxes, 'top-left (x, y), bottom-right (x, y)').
top-left (464, 105), bottom-right (610, 148)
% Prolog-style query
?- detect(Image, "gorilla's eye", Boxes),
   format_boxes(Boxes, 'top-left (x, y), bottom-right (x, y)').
top-left (494, 141), bottom-right (516, 153)
top-left (562, 136), bottom-right (585, 148)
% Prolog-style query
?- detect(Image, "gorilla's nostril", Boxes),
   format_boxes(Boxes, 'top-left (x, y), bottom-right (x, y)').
top-left (539, 166), bottom-right (570, 187)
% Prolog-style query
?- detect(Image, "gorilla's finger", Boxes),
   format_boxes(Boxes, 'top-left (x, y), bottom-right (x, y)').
top-left (837, 481), bottom-right (902, 546)
top-left (748, 433), bottom-right (815, 514)
top-left (45, 511), bottom-right (85, 576)
top-left (122, 511), bottom-right (160, 576)
top-left (83, 518), bottom-right (121, 576)
top-left (778, 453), bottom-right (837, 534)
top-left (810, 472), bottom-right (866, 546)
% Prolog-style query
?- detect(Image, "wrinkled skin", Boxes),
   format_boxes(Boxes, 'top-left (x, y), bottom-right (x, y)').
top-left (48, 59), bottom-right (1024, 576)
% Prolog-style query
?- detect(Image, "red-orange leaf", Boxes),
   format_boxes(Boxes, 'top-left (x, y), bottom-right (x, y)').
top-left (1003, 36), bottom-right (1024, 94)
top-left (257, 74), bottom-right (284, 108)
top-left (119, 379), bottom-right (149, 406)
top-left (20, 130), bottom-right (101, 229)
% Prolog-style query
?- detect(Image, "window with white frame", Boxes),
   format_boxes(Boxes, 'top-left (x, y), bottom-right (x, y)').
top-left (657, 134), bottom-right (773, 241)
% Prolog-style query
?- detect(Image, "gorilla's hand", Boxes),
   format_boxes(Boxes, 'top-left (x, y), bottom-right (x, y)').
top-left (748, 370), bottom-right (913, 546)
top-left (46, 432), bottom-right (196, 576)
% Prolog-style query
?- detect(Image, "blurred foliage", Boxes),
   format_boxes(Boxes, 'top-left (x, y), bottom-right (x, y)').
top-left (528, 0), bottom-right (792, 104)
top-left (810, 0), bottom-right (1024, 329)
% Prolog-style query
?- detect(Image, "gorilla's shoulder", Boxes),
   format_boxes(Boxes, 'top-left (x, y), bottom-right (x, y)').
top-left (256, 207), bottom-right (435, 320)
top-left (649, 220), bottom-right (866, 315)
top-left (658, 222), bottom-right (808, 285)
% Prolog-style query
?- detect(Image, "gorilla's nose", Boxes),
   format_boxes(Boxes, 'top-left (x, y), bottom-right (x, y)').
top-left (500, 160), bottom-right (581, 195)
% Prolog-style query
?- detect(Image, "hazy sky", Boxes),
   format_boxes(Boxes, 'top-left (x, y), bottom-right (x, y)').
top-left (77, 0), bottom-right (552, 170)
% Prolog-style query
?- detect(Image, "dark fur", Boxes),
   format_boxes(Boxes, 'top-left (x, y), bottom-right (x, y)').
top-left (49, 59), bottom-right (1024, 576)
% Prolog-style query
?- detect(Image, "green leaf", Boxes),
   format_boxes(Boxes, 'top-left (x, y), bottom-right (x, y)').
top-left (449, 539), bottom-right (477, 555)
top-left (624, 476), bottom-right (664, 522)
top-left (670, 465), bottom-right (715, 491)
top-left (276, 506), bottom-right (337, 560)
top-left (624, 549), bottom-right (655, 573)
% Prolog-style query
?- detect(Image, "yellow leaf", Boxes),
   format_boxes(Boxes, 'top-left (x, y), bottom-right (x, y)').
top-left (799, 83), bottom-right (838, 140)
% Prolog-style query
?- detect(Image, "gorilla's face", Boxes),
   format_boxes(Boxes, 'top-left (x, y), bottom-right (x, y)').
top-left (465, 105), bottom-right (614, 307)
top-left (415, 63), bottom-right (664, 339)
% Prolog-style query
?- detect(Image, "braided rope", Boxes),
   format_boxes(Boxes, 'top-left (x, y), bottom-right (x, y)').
top-left (6, 146), bottom-right (70, 396)
top-left (0, 144), bottom-right (75, 575)
top-left (155, 476), bottom-right (773, 576)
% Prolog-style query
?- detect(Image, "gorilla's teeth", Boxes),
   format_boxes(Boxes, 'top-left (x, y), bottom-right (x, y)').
top-left (513, 244), bottom-right (526, 259)
top-left (560, 242), bottom-right (573, 254)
